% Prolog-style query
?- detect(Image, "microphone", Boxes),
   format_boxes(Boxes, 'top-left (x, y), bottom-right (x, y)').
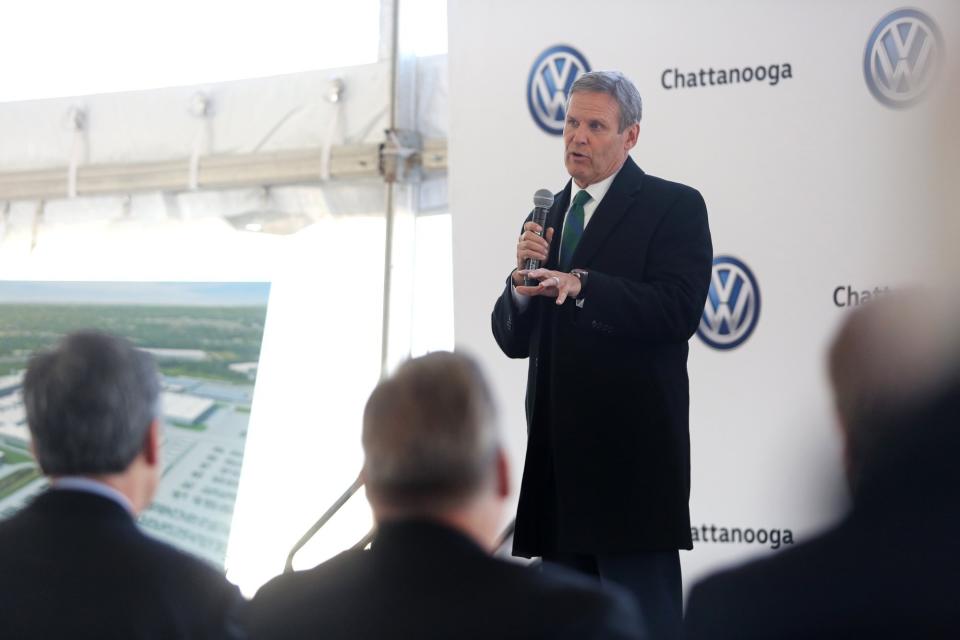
top-left (523, 189), bottom-right (555, 286)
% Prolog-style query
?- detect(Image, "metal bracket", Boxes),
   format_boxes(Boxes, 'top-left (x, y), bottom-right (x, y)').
top-left (379, 128), bottom-right (422, 184)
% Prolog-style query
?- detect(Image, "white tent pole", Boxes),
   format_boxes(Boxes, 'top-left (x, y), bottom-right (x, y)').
top-left (379, 0), bottom-right (399, 376)
top-left (380, 0), bottom-right (423, 376)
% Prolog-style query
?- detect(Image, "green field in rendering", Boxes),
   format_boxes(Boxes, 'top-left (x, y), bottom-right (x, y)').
top-left (0, 303), bottom-right (266, 382)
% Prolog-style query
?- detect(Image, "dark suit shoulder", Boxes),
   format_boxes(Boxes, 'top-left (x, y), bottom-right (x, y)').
top-left (134, 529), bottom-right (241, 592)
top-left (685, 515), bottom-right (960, 640)
top-left (0, 492), bottom-right (243, 639)
top-left (685, 547), bottom-right (830, 640)
top-left (636, 172), bottom-right (704, 211)
top-left (637, 170), bottom-right (699, 193)
top-left (685, 527), bottom-right (845, 628)
top-left (251, 548), bottom-right (367, 606)
top-left (243, 549), bottom-right (370, 636)
top-left (491, 561), bottom-right (644, 639)
top-left (245, 547), bottom-right (643, 640)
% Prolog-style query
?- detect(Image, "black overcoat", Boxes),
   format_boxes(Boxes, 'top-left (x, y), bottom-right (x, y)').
top-left (492, 157), bottom-right (712, 556)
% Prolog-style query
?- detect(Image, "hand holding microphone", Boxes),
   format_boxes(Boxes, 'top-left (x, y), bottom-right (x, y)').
top-left (514, 189), bottom-right (555, 287)
top-left (514, 188), bottom-right (585, 304)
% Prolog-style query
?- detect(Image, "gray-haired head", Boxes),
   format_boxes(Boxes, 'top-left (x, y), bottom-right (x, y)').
top-left (569, 70), bottom-right (643, 132)
top-left (362, 351), bottom-right (499, 513)
top-left (23, 330), bottom-right (160, 476)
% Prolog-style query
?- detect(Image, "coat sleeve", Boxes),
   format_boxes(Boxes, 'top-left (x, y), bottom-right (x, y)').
top-left (491, 211), bottom-right (541, 359)
top-left (573, 187), bottom-right (712, 343)
top-left (491, 273), bottom-right (538, 359)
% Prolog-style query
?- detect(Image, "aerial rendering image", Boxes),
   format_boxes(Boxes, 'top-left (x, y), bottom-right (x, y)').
top-left (0, 281), bottom-right (270, 568)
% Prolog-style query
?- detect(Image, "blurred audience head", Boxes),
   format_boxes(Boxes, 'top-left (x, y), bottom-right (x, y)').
top-left (23, 330), bottom-right (162, 510)
top-left (361, 351), bottom-right (507, 546)
top-left (828, 290), bottom-right (960, 493)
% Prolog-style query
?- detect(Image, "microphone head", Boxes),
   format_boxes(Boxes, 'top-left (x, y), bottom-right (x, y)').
top-left (533, 189), bottom-right (554, 209)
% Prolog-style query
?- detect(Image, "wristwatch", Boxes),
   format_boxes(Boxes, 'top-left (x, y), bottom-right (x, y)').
top-left (570, 269), bottom-right (589, 297)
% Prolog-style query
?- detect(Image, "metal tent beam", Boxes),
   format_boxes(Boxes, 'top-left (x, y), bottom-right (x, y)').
top-left (0, 139), bottom-right (446, 202)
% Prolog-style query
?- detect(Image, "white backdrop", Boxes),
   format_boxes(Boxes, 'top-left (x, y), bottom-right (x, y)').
top-left (447, 0), bottom-right (958, 593)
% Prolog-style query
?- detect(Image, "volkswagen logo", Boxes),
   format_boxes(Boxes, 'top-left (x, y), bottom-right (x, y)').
top-left (864, 8), bottom-right (942, 108)
top-left (527, 45), bottom-right (591, 135)
top-left (697, 256), bottom-right (761, 350)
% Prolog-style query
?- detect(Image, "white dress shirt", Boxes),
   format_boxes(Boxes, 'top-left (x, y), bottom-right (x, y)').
top-left (566, 168), bottom-right (618, 231)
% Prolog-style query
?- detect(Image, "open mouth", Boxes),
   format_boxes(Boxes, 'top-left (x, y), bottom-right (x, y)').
top-left (568, 151), bottom-right (590, 160)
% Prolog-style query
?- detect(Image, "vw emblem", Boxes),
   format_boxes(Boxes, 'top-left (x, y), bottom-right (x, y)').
top-left (698, 256), bottom-right (761, 350)
top-left (527, 45), bottom-right (591, 135)
top-left (864, 8), bottom-right (942, 108)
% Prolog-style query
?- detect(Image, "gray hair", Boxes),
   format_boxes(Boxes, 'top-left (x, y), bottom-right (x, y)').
top-left (362, 351), bottom-right (499, 511)
top-left (23, 330), bottom-right (160, 475)
top-left (569, 70), bottom-right (643, 131)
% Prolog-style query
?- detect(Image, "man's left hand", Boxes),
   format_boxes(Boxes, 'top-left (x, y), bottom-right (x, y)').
top-left (516, 268), bottom-right (581, 305)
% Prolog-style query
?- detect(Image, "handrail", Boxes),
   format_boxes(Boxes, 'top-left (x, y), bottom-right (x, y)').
top-left (352, 528), bottom-right (376, 551)
top-left (283, 472), bottom-right (364, 573)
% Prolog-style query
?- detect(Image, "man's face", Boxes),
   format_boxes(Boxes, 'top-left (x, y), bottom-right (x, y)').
top-left (563, 91), bottom-right (639, 187)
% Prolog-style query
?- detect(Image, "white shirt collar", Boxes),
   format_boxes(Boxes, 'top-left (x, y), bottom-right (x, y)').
top-left (53, 476), bottom-right (135, 516)
top-left (568, 163), bottom-right (622, 227)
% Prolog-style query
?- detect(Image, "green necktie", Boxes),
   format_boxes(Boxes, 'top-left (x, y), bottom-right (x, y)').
top-left (560, 189), bottom-right (591, 271)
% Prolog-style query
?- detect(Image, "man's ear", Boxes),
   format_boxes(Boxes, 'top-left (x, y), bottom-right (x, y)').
top-left (495, 448), bottom-right (510, 499)
top-left (624, 123), bottom-right (640, 151)
top-left (143, 419), bottom-right (160, 466)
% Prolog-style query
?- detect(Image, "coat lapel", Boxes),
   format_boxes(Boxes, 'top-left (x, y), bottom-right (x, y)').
top-left (569, 156), bottom-right (645, 268)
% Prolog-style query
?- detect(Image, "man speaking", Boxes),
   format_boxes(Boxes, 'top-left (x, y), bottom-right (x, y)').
top-left (491, 70), bottom-right (712, 639)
